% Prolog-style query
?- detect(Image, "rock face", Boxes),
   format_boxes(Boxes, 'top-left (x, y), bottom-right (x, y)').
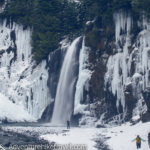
top-left (81, 10), bottom-right (150, 125)
top-left (1, 9), bottom-right (150, 126)
top-left (40, 49), bottom-right (63, 122)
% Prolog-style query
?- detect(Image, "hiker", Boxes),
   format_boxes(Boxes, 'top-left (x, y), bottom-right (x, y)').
top-left (132, 135), bottom-right (145, 149)
top-left (148, 132), bottom-right (150, 148)
top-left (67, 119), bottom-right (70, 129)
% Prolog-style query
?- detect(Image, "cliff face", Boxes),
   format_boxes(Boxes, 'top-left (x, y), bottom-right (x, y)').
top-left (82, 10), bottom-right (150, 125)
top-left (0, 8), bottom-right (150, 126)
top-left (0, 20), bottom-right (51, 121)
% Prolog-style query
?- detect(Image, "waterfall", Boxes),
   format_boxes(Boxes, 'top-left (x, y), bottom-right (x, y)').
top-left (51, 37), bottom-right (81, 125)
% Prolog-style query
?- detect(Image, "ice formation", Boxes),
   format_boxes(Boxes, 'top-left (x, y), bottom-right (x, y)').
top-left (74, 37), bottom-right (92, 115)
top-left (0, 20), bottom-right (51, 121)
top-left (105, 11), bottom-right (150, 117)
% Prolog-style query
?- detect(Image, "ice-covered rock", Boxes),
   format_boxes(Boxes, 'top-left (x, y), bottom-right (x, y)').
top-left (105, 11), bottom-right (150, 120)
top-left (0, 20), bottom-right (51, 121)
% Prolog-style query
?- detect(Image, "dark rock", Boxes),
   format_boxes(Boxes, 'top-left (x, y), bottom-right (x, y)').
top-left (143, 88), bottom-right (150, 113)
top-left (105, 89), bottom-right (118, 120)
top-left (39, 101), bottom-right (54, 122)
top-left (47, 49), bottom-right (63, 100)
top-left (10, 30), bottom-right (16, 43)
top-left (125, 89), bottom-right (137, 121)
top-left (0, 0), bottom-right (5, 6)
top-left (0, 49), bottom-right (5, 55)
top-left (96, 124), bottom-right (105, 128)
top-left (71, 113), bottom-right (82, 127)
top-left (130, 60), bottom-right (136, 76)
top-left (2, 118), bottom-right (8, 124)
top-left (4, 142), bottom-right (11, 147)
top-left (141, 112), bottom-right (150, 122)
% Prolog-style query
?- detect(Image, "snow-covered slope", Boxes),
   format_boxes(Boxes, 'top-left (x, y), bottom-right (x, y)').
top-left (0, 93), bottom-right (35, 122)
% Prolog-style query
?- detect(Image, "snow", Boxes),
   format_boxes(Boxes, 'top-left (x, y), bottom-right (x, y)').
top-left (105, 122), bottom-right (150, 150)
top-left (3, 122), bottom-right (150, 150)
top-left (41, 122), bottom-right (150, 150)
top-left (69, 0), bottom-right (80, 3)
top-left (3, 125), bottom-right (98, 150)
top-left (0, 93), bottom-right (35, 122)
top-left (132, 73), bottom-right (142, 79)
top-left (41, 128), bottom-right (97, 150)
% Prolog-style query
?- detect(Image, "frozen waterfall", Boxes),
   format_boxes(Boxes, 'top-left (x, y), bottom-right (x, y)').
top-left (0, 20), bottom-right (51, 121)
top-left (51, 37), bottom-right (81, 125)
top-left (74, 37), bottom-right (91, 115)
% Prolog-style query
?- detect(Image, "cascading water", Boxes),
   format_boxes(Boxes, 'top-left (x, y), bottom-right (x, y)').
top-left (51, 37), bottom-right (81, 125)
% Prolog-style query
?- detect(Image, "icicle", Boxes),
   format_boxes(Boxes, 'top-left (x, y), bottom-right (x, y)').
top-left (105, 11), bottom-right (150, 118)
top-left (105, 11), bottom-right (132, 110)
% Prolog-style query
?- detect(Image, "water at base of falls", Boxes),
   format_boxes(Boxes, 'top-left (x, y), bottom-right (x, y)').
top-left (51, 37), bottom-right (81, 125)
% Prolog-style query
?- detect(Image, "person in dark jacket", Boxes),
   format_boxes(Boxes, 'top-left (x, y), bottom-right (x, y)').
top-left (148, 132), bottom-right (150, 148)
top-left (67, 119), bottom-right (70, 129)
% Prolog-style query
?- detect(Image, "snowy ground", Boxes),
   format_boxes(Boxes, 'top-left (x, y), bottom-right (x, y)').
top-left (105, 122), bottom-right (150, 150)
top-left (2, 121), bottom-right (150, 150)
top-left (41, 127), bottom-right (98, 150)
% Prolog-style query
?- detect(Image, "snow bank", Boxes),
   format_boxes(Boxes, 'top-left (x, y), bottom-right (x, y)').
top-left (0, 93), bottom-right (35, 122)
